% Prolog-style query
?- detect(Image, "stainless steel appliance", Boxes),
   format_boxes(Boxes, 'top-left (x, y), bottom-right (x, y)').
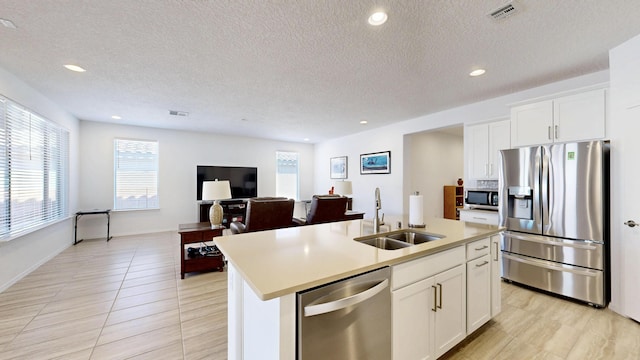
top-left (297, 267), bottom-right (391, 360)
top-left (465, 189), bottom-right (499, 210)
top-left (498, 140), bottom-right (609, 307)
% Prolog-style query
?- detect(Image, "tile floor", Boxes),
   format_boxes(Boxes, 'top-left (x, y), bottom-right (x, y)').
top-left (0, 231), bottom-right (638, 359)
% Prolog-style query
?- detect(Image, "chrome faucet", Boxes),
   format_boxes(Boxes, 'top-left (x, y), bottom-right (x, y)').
top-left (373, 187), bottom-right (384, 233)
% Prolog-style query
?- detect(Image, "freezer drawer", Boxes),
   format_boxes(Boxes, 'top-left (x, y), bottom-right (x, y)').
top-left (501, 231), bottom-right (604, 270)
top-left (501, 253), bottom-right (605, 306)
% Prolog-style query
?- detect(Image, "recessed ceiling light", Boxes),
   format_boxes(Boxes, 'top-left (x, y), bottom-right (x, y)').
top-left (64, 64), bottom-right (86, 72)
top-left (0, 18), bottom-right (17, 29)
top-left (368, 11), bottom-right (388, 26)
top-left (360, 120), bottom-right (368, 125)
top-left (303, 138), bottom-right (310, 142)
top-left (469, 69), bottom-right (486, 77)
top-left (111, 115), bottom-right (121, 120)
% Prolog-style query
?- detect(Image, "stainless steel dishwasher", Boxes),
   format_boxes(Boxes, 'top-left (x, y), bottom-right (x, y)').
top-left (297, 266), bottom-right (391, 360)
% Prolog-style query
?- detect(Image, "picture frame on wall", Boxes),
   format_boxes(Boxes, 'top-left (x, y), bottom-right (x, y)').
top-left (330, 156), bottom-right (348, 179)
top-left (360, 151), bottom-right (391, 174)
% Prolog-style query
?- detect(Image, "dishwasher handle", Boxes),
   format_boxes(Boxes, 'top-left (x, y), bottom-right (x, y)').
top-left (304, 279), bottom-right (389, 317)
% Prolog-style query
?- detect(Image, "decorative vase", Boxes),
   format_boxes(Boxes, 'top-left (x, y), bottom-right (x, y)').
top-left (457, 178), bottom-right (463, 186)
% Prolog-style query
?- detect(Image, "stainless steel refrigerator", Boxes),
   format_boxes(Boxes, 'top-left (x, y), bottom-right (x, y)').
top-left (498, 140), bottom-right (609, 307)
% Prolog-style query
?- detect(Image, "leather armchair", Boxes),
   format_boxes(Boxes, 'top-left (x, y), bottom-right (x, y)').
top-left (230, 197), bottom-right (295, 234)
top-left (297, 195), bottom-right (349, 225)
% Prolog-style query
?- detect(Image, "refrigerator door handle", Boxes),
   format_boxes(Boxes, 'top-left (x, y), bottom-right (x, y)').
top-left (505, 232), bottom-right (598, 250)
top-left (541, 146), bottom-right (550, 231)
top-left (502, 253), bottom-right (599, 277)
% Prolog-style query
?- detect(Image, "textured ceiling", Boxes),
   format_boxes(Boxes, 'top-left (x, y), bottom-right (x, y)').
top-left (1, 1), bottom-right (640, 143)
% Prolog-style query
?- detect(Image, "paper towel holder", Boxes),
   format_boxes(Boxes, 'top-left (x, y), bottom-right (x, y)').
top-left (409, 191), bottom-right (426, 228)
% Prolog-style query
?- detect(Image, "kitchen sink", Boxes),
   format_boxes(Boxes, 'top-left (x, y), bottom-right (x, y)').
top-left (357, 237), bottom-right (412, 250)
top-left (354, 230), bottom-right (445, 250)
top-left (383, 230), bottom-right (445, 244)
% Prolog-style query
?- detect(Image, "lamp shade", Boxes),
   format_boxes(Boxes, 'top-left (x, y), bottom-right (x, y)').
top-left (202, 180), bottom-right (232, 201)
top-left (333, 181), bottom-right (352, 196)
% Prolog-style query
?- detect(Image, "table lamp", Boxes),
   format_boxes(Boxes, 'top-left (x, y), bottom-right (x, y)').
top-left (202, 180), bottom-right (232, 228)
top-left (333, 180), bottom-right (352, 197)
top-left (334, 181), bottom-right (353, 211)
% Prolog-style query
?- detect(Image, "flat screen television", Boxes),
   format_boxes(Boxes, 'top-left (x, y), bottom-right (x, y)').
top-left (197, 165), bottom-right (257, 200)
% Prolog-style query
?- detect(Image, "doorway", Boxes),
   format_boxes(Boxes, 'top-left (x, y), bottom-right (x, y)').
top-left (404, 126), bottom-right (464, 219)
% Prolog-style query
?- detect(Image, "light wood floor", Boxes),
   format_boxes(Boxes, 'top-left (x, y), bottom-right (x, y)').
top-left (1, 232), bottom-right (639, 359)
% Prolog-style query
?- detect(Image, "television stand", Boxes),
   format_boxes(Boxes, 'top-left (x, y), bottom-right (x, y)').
top-left (199, 199), bottom-right (247, 225)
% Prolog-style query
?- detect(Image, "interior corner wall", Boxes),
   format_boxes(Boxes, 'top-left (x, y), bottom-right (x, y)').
top-left (0, 66), bottom-right (80, 292)
top-left (406, 131), bottom-right (464, 219)
top-left (77, 121), bottom-right (314, 239)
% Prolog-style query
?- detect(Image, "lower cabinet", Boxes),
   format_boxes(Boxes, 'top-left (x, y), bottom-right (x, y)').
top-left (392, 246), bottom-right (466, 360)
top-left (491, 234), bottom-right (502, 317)
top-left (466, 254), bottom-right (491, 333)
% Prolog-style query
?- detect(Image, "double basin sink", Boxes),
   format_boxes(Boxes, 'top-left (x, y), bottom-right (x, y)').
top-left (355, 229), bottom-right (445, 250)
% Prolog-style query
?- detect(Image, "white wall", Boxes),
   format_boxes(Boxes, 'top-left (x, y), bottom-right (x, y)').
top-left (314, 70), bottom-right (609, 219)
top-left (608, 33), bottom-right (640, 314)
top-left (78, 121), bottom-right (314, 238)
top-left (405, 130), bottom-right (464, 219)
top-left (0, 67), bottom-right (80, 292)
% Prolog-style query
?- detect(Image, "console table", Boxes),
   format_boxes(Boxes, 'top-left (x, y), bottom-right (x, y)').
top-left (178, 222), bottom-right (225, 279)
top-left (74, 209), bottom-right (112, 245)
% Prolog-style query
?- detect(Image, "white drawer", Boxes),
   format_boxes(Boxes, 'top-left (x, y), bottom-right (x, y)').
top-left (392, 245), bottom-right (465, 290)
top-left (459, 209), bottom-right (499, 225)
top-left (466, 237), bottom-right (490, 260)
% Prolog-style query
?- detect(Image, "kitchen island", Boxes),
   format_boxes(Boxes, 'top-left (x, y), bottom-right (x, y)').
top-left (214, 217), bottom-right (502, 360)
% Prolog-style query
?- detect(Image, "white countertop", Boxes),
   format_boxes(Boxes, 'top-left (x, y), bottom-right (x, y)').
top-left (214, 216), bottom-right (502, 300)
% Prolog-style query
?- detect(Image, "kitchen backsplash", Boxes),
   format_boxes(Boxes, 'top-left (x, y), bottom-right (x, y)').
top-left (476, 180), bottom-right (498, 189)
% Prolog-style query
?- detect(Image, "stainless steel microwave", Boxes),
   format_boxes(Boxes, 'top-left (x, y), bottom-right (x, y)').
top-left (465, 189), bottom-right (499, 210)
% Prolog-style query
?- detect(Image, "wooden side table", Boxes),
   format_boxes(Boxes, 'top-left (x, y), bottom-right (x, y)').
top-left (178, 222), bottom-right (225, 279)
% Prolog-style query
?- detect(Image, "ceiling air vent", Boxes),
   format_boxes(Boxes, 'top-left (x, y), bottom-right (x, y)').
top-left (488, 2), bottom-right (519, 20)
top-left (169, 110), bottom-right (189, 117)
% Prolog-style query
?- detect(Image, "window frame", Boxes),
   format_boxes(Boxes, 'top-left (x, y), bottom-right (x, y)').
top-left (275, 150), bottom-right (299, 201)
top-left (113, 138), bottom-right (160, 211)
top-left (0, 96), bottom-right (70, 242)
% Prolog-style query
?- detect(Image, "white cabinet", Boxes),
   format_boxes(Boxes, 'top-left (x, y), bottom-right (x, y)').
top-left (459, 209), bottom-right (499, 225)
top-left (392, 246), bottom-right (466, 360)
top-left (491, 234), bottom-right (502, 317)
top-left (467, 119), bottom-right (510, 179)
top-left (511, 88), bottom-right (606, 147)
top-left (465, 238), bottom-right (491, 334)
top-left (433, 265), bottom-right (466, 357)
top-left (392, 278), bottom-right (435, 360)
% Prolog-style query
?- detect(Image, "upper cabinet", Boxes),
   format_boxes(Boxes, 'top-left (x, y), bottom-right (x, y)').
top-left (511, 88), bottom-right (606, 147)
top-left (467, 119), bottom-right (510, 179)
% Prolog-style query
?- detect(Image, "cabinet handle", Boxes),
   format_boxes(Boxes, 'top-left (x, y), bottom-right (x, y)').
top-left (475, 245), bottom-right (489, 251)
top-left (493, 242), bottom-right (499, 261)
top-left (475, 261), bottom-right (489, 267)
top-left (489, 163), bottom-right (493, 176)
top-left (548, 126), bottom-right (551, 140)
top-left (432, 285), bottom-right (438, 312)
top-left (485, 164), bottom-right (489, 177)
top-left (472, 217), bottom-right (487, 220)
top-left (437, 283), bottom-right (443, 309)
top-left (555, 125), bottom-right (558, 139)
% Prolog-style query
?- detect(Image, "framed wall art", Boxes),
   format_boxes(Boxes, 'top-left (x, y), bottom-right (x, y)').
top-left (330, 156), bottom-right (348, 179)
top-left (360, 151), bottom-right (390, 174)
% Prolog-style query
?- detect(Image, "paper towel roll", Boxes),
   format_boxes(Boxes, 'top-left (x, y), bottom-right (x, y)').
top-left (409, 194), bottom-right (424, 226)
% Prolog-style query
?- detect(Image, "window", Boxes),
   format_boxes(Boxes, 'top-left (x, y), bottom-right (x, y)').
top-left (114, 139), bottom-right (159, 210)
top-left (275, 151), bottom-right (299, 200)
top-left (0, 96), bottom-right (69, 240)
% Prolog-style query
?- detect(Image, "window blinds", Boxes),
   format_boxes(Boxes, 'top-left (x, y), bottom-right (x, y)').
top-left (0, 97), bottom-right (69, 240)
top-left (114, 139), bottom-right (159, 210)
